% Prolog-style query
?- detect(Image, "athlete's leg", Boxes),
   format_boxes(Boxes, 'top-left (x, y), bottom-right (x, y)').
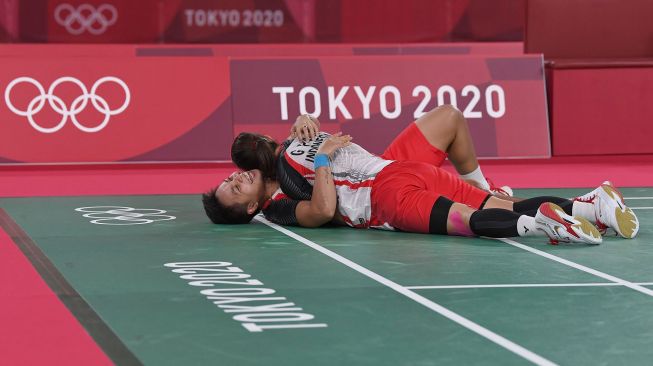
top-left (485, 195), bottom-right (586, 221)
top-left (476, 193), bottom-right (637, 240)
top-left (435, 198), bottom-right (601, 244)
top-left (426, 170), bottom-right (604, 243)
top-left (382, 105), bottom-right (490, 189)
top-left (414, 105), bottom-right (516, 196)
top-left (371, 161), bottom-right (601, 244)
top-left (414, 105), bottom-right (479, 176)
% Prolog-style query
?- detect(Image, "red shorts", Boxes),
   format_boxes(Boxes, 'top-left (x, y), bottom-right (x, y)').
top-left (371, 161), bottom-right (490, 234)
top-left (381, 123), bottom-right (447, 167)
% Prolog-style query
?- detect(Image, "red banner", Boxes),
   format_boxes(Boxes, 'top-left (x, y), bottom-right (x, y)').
top-left (0, 53), bottom-right (232, 163)
top-left (19, 0), bottom-right (165, 43)
top-left (162, 0), bottom-right (314, 43)
top-left (230, 55), bottom-right (550, 158)
top-left (15, 0), bottom-right (313, 43)
top-left (6, 0), bottom-right (524, 43)
top-left (0, 46), bottom-right (547, 164)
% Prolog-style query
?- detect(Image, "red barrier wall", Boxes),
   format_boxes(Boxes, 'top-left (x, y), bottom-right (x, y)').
top-left (0, 42), bottom-right (524, 57)
top-left (449, 0), bottom-right (525, 41)
top-left (303, 0), bottom-right (526, 43)
top-left (526, 0), bottom-right (653, 59)
top-left (526, 0), bottom-right (653, 156)
top-left (549, 64), bottom-right (653, 155)
top-left (0, 0), bottom-right (18, 42)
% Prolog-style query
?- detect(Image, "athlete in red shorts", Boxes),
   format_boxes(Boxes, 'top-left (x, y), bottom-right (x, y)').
top-left (371, 160), bottom-right (490, 234)
top-left (204, 132), bottom-right (640, 244)
top-left (232, 105), bottom-right (511, 196)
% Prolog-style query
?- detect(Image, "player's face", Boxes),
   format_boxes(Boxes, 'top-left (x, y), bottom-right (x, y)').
top-left (215, 169), bottom-right (265, 213)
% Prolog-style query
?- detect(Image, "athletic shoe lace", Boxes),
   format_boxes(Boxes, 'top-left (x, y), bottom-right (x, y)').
top-left (572, 194), bottom-right (608, 235)
top-left (486, 178), bottom-right (512, 196)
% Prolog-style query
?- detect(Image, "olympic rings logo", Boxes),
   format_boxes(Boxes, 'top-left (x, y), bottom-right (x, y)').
top-left (54, 3), bottom-right (118, 35)
top-left (75, 206), bottom-right (176, 225)
top-left (4, 76), bottom-right (130, 133)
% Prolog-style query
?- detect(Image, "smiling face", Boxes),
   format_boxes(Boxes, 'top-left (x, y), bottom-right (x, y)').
top-left (231, 132), bottom-right (280, 180)
top-left (215, 169), bottom-right (266, 215)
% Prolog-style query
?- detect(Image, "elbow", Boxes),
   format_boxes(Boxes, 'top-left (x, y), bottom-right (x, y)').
top-left (312, 192), bottom-right (336, 219)
top-left (319, 198), bottom-right (337, 219)
top-left (319, 205), bottom-right (336, 222)
top-left (312, 203), bottom-right (336, 226)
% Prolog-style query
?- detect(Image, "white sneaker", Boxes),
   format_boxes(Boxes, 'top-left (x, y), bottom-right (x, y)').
top-left (575, 180), bottom-right (612, 203)
top-left (535, 202), bottom-right (602, 245)
top-left (594, 183), bottom-right (639, 238)
top-left (574, 181), bottom-right (611, 234)
top-left (487, 178), bottom-right (513, 197)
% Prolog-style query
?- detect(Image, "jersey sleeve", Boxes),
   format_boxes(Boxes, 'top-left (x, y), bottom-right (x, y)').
top-left (276, 140), bottom-right (313, 200)
top-left (262, 198), bottom-right (301, 226)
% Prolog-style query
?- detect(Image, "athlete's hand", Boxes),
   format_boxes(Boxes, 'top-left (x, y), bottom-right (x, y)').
top-left (317, 132), bottom-right (352, 158)
top-left (291, 114), bottom-right (319, 142)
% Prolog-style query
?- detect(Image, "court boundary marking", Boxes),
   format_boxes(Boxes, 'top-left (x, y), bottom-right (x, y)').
top-left (0, 209), bottom-right (142, 366)
top-left (255, 216), bottom-right (557, 366)
top-left (499, 238), bottom-right (653, 297)
top-left (406, 282), bottom-right (653, 290)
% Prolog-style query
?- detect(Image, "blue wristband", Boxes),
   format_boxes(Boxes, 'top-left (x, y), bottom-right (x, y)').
top-left (314, 154), bottom-right (330, 170)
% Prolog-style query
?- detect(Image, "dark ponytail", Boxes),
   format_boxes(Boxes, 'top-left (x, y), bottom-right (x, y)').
top-left (231, 132), bottom-right (279, 179)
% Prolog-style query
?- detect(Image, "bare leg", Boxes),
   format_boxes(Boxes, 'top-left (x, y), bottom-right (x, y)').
top-left (444, 199), bottom-right (516, 237)
top-left (415, 105), bottom-right (479, 175)
top-left (446, 203), bottom-right (477, 236)
top-left (415, 105), bottom-right (520, 200)
top-left (443, 199), bottom-right (602, 244)
top-left (482, 196), bottom-right (514, 210)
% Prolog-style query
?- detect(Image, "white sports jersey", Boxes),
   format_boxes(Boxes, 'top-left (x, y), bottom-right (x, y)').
top-left (281, 132), bottom-right (393, 228)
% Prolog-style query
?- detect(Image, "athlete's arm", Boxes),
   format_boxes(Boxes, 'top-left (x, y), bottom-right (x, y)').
top-left (295, 133), bottom-right (352, 227)
top-left (289, 114), bottom-right (320, 142)
top-left (294, 166), bottom-right (336, 227)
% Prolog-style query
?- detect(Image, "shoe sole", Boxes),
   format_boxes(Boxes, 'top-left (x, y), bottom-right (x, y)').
top-left (538, 202), bottom-right (602, 245)
top-left (599, 184), bottom-right (639, 238)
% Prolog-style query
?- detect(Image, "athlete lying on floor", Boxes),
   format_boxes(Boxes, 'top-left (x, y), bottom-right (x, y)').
top-left (203, 130), bottom-right (639, 245)
top-left (232, 105), bottom-right (514, 197)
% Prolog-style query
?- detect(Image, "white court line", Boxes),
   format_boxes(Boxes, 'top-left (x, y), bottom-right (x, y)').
top-left (255, 216), bottom-right (557, 366)
top-left (407, 282), bottom-right (653, 290)
top-left (499, 238), bottom-right (653, 297)
top-left (631, 207), bottom-right (653, 210)
top-left (624, 197), bottom-right (653, 200)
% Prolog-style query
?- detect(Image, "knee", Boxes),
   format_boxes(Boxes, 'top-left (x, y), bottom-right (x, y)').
top-left (414, 104), bottom-right (466, 147)
top-left (434, 105), bottom-right (463, 121)
top-left (423, 105), bottom-right (465, 130)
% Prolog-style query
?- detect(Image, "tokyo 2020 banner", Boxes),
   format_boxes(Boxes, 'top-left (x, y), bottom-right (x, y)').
top-left (230, 55), bottom-right (550, 159)
top-left (0, 47), bottom-right (548, 164)
top-left (15, 0), bottom-right (314, 43)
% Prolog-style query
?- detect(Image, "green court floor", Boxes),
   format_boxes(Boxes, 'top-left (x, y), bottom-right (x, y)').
top-left (1, 188), bottom-right (652, 365)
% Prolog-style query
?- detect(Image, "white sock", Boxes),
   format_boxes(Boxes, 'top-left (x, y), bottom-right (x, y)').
top-left (459, 166), bottom-right (490, 190)
top-left (572, 201), bottom-right (596, 222)
top-left (517, 215), bottom-right (539, 236)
